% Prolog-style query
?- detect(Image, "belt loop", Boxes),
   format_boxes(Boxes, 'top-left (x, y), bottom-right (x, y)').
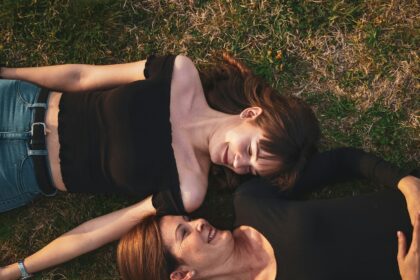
top-left (28, 103), bottom-right (47, 109)
top-left (30, 88), bottom-right (49, 108)
top-left (28, 149), bottom-right (48, 156)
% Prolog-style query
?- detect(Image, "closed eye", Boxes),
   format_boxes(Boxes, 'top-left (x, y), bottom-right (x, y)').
top-left (180, 216), bottom-right (191, 241)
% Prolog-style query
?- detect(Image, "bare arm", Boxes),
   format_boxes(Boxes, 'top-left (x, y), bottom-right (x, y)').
top-left (0, 196), bottom-right (155, 280)
top-left (398, 176), bottom-right (420, 225)
top-left (0, 60), bottom-right (146, 92)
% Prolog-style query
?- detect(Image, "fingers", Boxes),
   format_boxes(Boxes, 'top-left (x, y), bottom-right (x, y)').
top-left (412, 212), bottom-right (420, 251)
top-left (398, 231), bottom-right (407, 263)
top-left (399, 212), bottom-right (420, 263)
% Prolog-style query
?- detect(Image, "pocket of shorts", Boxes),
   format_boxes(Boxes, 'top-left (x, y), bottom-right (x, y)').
top-left (17, 155), bottom-right (40, 197)
top-left (16, 80), bottom-right (40, 106)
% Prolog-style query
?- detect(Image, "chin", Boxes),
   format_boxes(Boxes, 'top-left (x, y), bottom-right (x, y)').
top-left (210, 144), bottom-right (224, 166)
top-left (217, 231), bottom-right (235, 252)
top-left (219, 230), bottom-right (233, 242)
top-left (209, 151), bottom-right (218, 165)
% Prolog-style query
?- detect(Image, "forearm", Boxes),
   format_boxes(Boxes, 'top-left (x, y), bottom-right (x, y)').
top-left (2, 196), bottom-right (155, 278)
top-left (292, 147), bottom-right (407, 197)
top-left (334, 147), bottom-right (405, 187)
top-left (1, 231), bottom-right (109, 279)
top-left (1, 65), bottom-right (88, 91)
top-left (0, 60), bottom-right (146, 92)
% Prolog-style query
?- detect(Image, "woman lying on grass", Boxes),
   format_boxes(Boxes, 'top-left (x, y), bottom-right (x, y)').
top-left (0, 53), bottom-right (321, 215)
top-left (117, 172), bottom-right (420, 280)
top-left (0, 53), bottom-right (319, 277)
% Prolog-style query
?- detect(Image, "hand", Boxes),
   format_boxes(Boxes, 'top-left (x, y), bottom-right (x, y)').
top-left (399, 176), bottom-right (420, 225)
top-left (397, 212), bottom-right (420, 280)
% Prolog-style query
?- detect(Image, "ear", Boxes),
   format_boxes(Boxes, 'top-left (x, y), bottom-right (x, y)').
top-left (170, 267), bottom-right (196, 280)
top-left (240, 107), bottom-right (263, 120)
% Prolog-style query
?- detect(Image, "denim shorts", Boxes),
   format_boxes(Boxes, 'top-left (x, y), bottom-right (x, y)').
top-left (0, 79), bottom-right (56, 213)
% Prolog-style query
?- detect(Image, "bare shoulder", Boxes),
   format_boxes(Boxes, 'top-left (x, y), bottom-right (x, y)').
top-left (172, 55), bottom-right (200, 88)
top-left (174, 55), bottom-right (198, 73)
top-left (170, 55), bottom-right (206, 114)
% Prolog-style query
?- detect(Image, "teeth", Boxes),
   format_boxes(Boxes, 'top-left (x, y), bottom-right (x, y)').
top-left (208, 228), bottom-right (216, 243)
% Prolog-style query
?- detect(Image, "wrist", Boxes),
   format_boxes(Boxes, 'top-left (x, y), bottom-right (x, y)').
top-left (17, 260), bottom-right (33, 279)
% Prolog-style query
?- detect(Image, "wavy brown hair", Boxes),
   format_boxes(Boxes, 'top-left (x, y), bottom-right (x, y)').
top-left (200, 53), bottom-right (320, 190)
top-left (117, 214), bottom-right (178, 280)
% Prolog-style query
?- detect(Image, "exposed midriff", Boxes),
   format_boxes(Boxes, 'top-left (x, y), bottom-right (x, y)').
top-left (45, 91), bottom-right (66, 191)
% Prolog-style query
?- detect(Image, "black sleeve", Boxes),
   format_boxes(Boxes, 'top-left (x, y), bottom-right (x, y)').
top-left (152, 186), bottom-right (187, 216)
top-left (144, 54), bottom-right (176, 80)
top-left (289, 147), bottom-right (412, 198)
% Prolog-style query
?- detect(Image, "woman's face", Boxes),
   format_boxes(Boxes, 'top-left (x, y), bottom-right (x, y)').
top-left (160, 216), bottom-right (234, 272)
top-left (209, 111), bottom-right (280, 176)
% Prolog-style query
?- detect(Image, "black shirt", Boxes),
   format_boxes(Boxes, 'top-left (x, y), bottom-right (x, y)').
top-left (232, 148), bottom-right (415, 280)
top-left (58, 55), bottom-right (183, 212)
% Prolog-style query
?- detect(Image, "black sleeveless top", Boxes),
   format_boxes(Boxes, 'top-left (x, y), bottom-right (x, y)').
top-left (58, 55), bottom-right (184, 212)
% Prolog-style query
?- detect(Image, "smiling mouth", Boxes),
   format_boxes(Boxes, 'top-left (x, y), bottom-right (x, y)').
top-left (208, 227), bottom-right (217, 243)
top-left (223, 145), bottom-right (229, 166)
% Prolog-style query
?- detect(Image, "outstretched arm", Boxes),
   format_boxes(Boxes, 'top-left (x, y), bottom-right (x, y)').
top-left (292, 147), bottom-right (420, 225)
top-left (0, 196), bottom-right (155, 280)
top-left (0, 60), bottom-right (146, 92)
top-left (292, 147), bottom-right (413, 196)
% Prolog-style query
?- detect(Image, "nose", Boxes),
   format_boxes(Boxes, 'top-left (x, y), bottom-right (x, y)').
top-left (232, 154), bottom-right (250, 174)
top-left (194, 218), bottom-right (208, 232)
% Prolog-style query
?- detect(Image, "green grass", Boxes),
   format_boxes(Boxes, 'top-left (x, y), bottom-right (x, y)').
top-left (1, 0), bottom-right (419, 279)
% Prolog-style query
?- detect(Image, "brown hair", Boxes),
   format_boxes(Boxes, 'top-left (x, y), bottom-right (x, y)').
top-left (200, 53), bottom-right (320, 190)
top-left (117, 214), bottom-right (178, 280)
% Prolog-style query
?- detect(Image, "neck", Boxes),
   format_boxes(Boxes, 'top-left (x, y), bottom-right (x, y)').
top-left (177, 106), bottom-right (239, 156)
top-left (196, 227), bottom-right (274, 280)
